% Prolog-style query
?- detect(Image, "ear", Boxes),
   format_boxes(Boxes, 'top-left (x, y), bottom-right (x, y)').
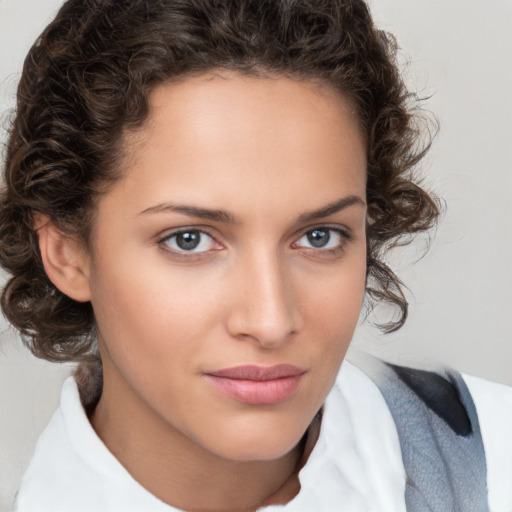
top-left (35, 215), bottom-right (92, 302)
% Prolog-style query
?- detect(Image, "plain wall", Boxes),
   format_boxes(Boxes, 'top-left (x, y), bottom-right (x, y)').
top-left (1, 0), bottom-right (511, 510)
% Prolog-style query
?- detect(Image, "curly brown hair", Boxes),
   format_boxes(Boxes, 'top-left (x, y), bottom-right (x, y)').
top-left (0, 0), bottom-right (439, 366)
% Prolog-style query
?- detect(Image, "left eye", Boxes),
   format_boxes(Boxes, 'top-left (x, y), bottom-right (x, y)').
top-left (294, 228), bottom-right (347, 250)
top-left (160, 229), bottom-right (218, 253)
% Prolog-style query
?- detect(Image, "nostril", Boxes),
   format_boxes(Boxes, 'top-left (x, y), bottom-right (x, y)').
top-left (226, 307), bottom-right (300, 348)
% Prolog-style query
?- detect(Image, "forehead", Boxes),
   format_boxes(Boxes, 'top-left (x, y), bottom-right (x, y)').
top-left (108, 73), bottom-right (366, 222)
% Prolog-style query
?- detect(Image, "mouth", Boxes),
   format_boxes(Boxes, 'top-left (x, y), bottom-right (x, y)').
top-left (204, 365), bottom-right (306, 405)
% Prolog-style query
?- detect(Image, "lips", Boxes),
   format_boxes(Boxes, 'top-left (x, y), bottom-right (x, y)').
top-left (205, 365), bottom-right (306, 405)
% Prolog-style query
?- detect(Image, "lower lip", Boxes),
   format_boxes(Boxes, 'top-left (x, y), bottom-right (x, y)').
top-left (205, 374), bottom-right (304, 405)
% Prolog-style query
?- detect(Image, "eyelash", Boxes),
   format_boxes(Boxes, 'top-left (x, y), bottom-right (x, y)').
top-left (157, 226), bottom-right (353, 259)
top-left (157, 228), bottom-right (222, 257)
top-left (291, 226), bottom-right (353, 257)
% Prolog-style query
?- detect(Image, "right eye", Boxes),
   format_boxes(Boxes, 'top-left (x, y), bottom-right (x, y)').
top-left (159, 229), bottom-right (220, 254)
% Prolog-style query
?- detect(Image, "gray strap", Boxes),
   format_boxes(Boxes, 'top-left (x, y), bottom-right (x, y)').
top-left (351, 355), bottom-right (489, 512)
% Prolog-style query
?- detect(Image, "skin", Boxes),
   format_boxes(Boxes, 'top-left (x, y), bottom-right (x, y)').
top-left (39, 73), bottom-right (368, 511)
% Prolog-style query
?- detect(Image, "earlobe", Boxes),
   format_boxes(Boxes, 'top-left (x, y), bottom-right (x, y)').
top-left (35, 215), bottom-right (92, 303)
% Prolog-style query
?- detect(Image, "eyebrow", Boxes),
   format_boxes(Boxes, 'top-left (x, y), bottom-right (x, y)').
top-left (139, 203), bottom-right (235, 223)
top-left (297, 195), bottom-right (366, 222)
top-left (138, 194), bottom-right (365, 223)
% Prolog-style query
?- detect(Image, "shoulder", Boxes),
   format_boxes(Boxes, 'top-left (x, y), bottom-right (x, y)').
top-left (14, 382), bottom-right (105, 511)
top-left (15, 377), bottom-right (174, 512)
top-left (462, 373), bottom-right (512, 512)
top-left (346, 354), bottom-right (512, 512)
top-left (386, 362), bottom-right (512, 511)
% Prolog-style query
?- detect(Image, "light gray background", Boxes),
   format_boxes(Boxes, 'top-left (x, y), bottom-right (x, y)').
top-left (1, 0), bottom-right (511, 510)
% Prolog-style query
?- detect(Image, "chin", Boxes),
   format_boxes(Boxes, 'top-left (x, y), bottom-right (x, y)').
top-left (218, 443), bottom-right (301, 463)
top-left (203, 420), bottom-right (308, 463)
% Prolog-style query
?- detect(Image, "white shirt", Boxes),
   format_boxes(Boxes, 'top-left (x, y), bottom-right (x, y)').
top-left (14, 362), bottom-right (512, 512)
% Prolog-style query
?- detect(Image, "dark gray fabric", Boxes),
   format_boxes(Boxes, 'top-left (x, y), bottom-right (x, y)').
top-left (352, 355), bottom-right (489, 512)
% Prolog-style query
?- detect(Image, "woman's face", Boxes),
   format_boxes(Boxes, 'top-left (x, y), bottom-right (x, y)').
top-left (85, 73), bottom-right (367, 461)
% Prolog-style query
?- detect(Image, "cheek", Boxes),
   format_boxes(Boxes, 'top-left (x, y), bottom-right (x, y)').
top-left (305, 247), bottom-right (366, 361)
top-left (88, 252), bottom-right (220, 373)
top-left (89, 233), bottom-right (366, 374)
top-left (303, 244), bottom-right (366, 325)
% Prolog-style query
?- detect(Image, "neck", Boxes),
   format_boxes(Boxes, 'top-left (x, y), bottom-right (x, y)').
top-left (90, 371), bottom-right (305, 511)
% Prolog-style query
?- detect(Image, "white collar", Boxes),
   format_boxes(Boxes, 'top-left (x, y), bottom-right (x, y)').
top-left (16, 361), bottom-right (406, 512)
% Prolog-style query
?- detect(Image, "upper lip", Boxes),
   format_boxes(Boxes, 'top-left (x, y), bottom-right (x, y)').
top-left (206, 364), bottom-right (306, 381)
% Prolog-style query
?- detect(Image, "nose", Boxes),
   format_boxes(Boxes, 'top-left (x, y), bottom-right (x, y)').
top-left (225, 250), bottom-right (302, 348)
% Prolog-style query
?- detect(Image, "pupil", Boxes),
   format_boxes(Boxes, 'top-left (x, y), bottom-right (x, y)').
top-left (176, 231), bottom-right (201, 250)
top-left (307, 229), bottom-right (330, 248)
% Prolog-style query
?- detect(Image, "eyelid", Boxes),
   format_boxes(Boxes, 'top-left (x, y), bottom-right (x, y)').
top-left (290, 225), bottom-right (354, 254)
top-left (292, 224), bottom-right (354, 243)
top-left (156, 227), bottom-right (223, 256)
top-left (154, 224), bottom-right (354, 259)
top-left (156, 225), bottom-right (217, 242)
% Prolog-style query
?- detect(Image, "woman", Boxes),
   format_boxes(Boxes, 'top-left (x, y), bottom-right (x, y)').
top-left (0, 0), bottom-right (510, 511)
